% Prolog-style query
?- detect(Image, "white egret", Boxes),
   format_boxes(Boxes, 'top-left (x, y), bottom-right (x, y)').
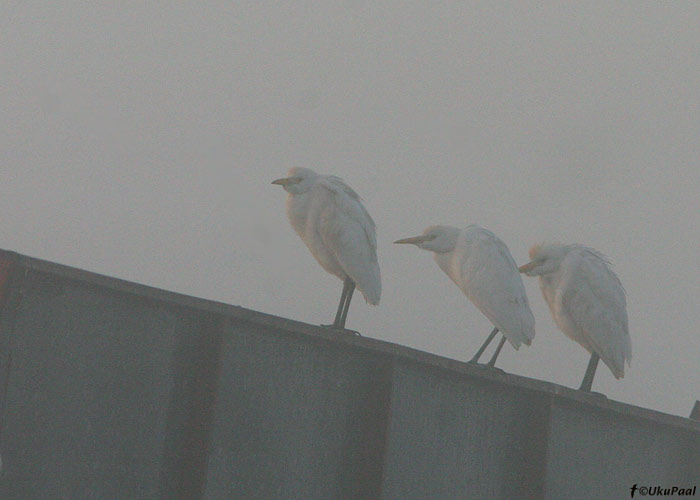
top-left (272, 167), bottom-right (381, 329)
top-left (395, 225), bottom-right (535, 366)
top-left (519, 243), bottom-right (631, 392)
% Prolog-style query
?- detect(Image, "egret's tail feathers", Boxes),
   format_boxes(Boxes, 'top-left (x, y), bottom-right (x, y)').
top-left (503, 328), bottom-right (534, 350)
top-left (508, 336), bottom-right (522, 350)
top-left (600, 333), bottom-right (632, 379)
top-left (519, 311), bottom-right (536, 347)
top-left (603, 351), bottom-right (630, 379)
top-left (522, 324), bottom-right (536, 346)
top-left (353, 262), bottom-right (381, 306)
top-left (606, 359), bottom-right (625, 379)
top-left (503, 313), bottom-right (535, 350)
top-left (360, 283), bottom-right (381, 305)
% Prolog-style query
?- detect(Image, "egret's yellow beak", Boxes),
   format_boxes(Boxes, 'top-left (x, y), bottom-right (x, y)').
top-left (272, 176), bottom-right (302, 186)
top-left (394, 235), bottom-right (433, 245)
top-left (518, 261), bottom-right (537, 274)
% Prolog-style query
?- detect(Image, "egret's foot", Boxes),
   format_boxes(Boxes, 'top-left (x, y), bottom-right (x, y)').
top-left (485, 365), bottom-right (506, 375)
top-left (320, 324), bottom-right (362, 336)
top-left (466, 361), bottom-right (505, 374)
top-left (581, 390), bottom-right (607, 400)
top-left (467, 360), bottom-right (490, 369)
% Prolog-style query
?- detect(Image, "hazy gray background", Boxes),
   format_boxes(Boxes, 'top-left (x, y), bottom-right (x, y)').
top-left (2, 2), bottom-right (698, 417)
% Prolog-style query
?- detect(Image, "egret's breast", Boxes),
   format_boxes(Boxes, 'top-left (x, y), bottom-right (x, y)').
top-left (286, 193), bottom-right (310, 238)
top-left (287, 191), bottom-right (344, 279)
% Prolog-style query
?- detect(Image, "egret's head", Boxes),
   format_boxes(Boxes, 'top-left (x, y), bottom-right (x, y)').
top-left (271, 167), bottom-right (318, 194)
top-left (394, 225), bottom-right (459, 253)
top-left (519, 243), bottom-right (568, 276)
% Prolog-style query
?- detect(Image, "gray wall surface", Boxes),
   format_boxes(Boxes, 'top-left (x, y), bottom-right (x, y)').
top-left (0, 253), bottom-right (698, 499)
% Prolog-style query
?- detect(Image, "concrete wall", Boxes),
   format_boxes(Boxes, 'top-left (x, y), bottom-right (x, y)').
top-left (0, 252), bottom-right (697, 499)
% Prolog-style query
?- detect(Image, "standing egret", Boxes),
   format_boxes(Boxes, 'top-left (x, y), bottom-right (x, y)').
top-left (272, 167), bottom-right (381, 330)
top-left (519, 244), bottom-right (631, 392)
top-left (395, 225), bottom-right (535, 366)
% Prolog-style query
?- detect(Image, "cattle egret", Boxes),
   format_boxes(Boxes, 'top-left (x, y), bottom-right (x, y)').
top-left (395, 225), bottom-right (535, 366)
top-left (272, 167), bottom-right (381, 329)
top-left (519, 244), bottom-right (631, 392)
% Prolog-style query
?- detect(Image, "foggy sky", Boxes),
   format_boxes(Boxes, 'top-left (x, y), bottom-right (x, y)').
top-left (1, 2), bottom-right (699, 417)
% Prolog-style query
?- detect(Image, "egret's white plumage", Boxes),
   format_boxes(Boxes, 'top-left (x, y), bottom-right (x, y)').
top-left (395, 225), bottom-right (535, 357)
top-left (272, 167), bottom-right (380, 328)
top-left (520, 243), bottom-right (631, 382)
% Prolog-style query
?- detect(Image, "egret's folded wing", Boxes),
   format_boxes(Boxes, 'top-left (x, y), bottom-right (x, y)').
top-left (459, 228), bottom-right (535, 348)
top-left (559, 250), bottom-right (631, 378)
top-left (317, 179), bottom-right (381, 305)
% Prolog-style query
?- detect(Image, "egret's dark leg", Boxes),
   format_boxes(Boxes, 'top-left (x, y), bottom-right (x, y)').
top-left (578, 352), bottom-right (600, 392)
top-left (331, 278), bottom-right (352, 328)
top-left (338, 280), bottom-right (356, 329)
top-left (470, 326), bottom-right (499, 363)
top-left (486, 335), bottom-right (507, 367)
